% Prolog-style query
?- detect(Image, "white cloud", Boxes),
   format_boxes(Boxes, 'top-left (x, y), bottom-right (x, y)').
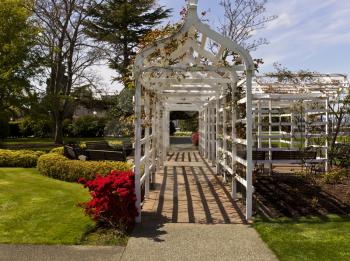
top-left (252, 0), bottom-right (350, 76)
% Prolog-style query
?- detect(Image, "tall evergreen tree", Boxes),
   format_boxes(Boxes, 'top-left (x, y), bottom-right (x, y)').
top-left (84, 0), bottom-right (171, 86)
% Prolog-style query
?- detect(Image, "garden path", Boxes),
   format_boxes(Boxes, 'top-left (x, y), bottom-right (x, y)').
top-left (122, 150), bottom-right (277, 260)
top-left (142, 151), bottom-right (245, 224)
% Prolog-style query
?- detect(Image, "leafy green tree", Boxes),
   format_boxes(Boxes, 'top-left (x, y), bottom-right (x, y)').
top-left (0, 0), bottom-right (39, 128)
top-left (32, 0), bottom-right (103, 144)
top-left (105, 88), bottom-right (134, 136)
top-left (84, 0), bottom-right (171, 86)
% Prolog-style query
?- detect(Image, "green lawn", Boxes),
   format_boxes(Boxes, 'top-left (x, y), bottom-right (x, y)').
top-left (0, 168), bottom-right (93, 244)
top-left (254, 215), bottom-right (350, 261)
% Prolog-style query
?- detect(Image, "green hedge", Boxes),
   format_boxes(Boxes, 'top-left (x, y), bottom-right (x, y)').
top-left (49, 147), bottom-right (64, 154)
top-left (0, 149), bottom-right (45, 168)
top-left (174, 131), bottom-right (192, 137)
top-left (37, 152), bottom-right (132, 182)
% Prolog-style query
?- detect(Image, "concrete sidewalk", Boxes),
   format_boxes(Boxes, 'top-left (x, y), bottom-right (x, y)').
top-left (121, 223), bottom-right (278, 261)
top-left (0, 244), bottom-right (125, 261)
top-left (0, 224), bottom-right (277, 261)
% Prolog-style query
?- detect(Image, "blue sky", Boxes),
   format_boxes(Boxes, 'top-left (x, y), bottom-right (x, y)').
top-left (100, 0), bottom-right (350, 92)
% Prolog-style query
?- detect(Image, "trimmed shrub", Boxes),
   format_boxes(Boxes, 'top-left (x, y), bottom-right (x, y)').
top-left (0, 149), bottom-right (45, 167)
top-left (174, 131), bottom-right (192, 137)
top-left (37, 152), bottom-right (132, 182)
top-left (78, 170), bottom-right (138, 233)
top-left (107, 140), bottom-right (124, 150)
top-left (49, 146), bottom-right (64, 155)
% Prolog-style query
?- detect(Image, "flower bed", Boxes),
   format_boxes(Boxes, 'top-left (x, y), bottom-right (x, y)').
top-left (37, 152), bottom-right (131, 182)
top-left (0, 149), bottom-right (45, 168)
top-left (79, 170), bottom-right (138, 233)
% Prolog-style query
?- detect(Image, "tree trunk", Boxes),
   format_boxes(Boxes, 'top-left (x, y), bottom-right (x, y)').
top-left (54, 113), bottom-right (64, 145)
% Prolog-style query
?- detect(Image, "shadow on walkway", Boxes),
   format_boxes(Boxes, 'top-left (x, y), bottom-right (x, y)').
top-left (142, 151), bottom-right (246, 226)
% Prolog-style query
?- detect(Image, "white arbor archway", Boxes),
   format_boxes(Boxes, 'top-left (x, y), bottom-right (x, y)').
top-left (133, 0), bottom-right (255, 222)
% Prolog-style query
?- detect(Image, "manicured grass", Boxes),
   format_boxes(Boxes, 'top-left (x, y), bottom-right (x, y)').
top-left (254, 215), bottom-right (350, 261)
top-left (0, 168), bottom-right (93, 244)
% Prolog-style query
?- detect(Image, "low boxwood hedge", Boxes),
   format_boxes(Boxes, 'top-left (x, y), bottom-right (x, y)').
top-left (37, 152), bottom-right (132, 182)
top-left (0, 149), bottom-right (45, 168)
top-left (174, 131), bottom-right (192, 137)
top-left (49, 146), bottom-right (64, 154)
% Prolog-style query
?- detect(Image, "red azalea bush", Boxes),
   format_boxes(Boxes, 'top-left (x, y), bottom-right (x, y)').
top-left (78, 170), bottom-right (138, 232)
top-left (191, 132), bottom-right (199, 146)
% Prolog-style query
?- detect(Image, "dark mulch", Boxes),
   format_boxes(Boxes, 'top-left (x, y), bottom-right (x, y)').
top-left (254, 174), bottom-right (350, 218)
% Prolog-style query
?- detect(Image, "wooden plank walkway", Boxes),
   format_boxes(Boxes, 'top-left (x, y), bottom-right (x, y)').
top-left (142, 151), bottom-right (246, 224)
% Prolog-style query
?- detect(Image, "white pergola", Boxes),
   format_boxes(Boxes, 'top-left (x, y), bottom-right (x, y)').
top-left (132, 0), bottom-right (349, 223)
top-left (133, 0), bottom-right (254, 222)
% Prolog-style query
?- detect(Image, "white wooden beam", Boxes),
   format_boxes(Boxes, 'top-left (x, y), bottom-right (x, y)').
top-left (134, 77), bottom-right (142, 223)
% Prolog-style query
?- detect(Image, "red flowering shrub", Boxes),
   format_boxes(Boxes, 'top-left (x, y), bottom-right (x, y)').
top-left (191, 132), bottom-right (199, 146)
top-left (78, 170), bottom-right (138, 232)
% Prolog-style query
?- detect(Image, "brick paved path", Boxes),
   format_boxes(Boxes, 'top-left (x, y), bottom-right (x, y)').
top-left (142, 151), bottom-right (246, 224)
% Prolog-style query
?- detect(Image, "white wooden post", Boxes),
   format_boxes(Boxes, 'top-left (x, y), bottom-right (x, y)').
top-left (268, 99), bottom-right (272, 174)
top-left (304, 101), bottom-right (308, 148)
top-left (257, 101), bottom-right (262, 148)
top-left (205, 106), bottom-right (209, 159)
top-left (325, 98), bottom-right (329, 172)
top-left (199, 110), bottom-right (203, 154)
top-left (245, 69), bottom-right (254, 220)
top-left (158, 102), bottom-right (164, 167)
top-left (144, 93), bottom-right (151, 198)
top-left (162, 109), bottom-right (169, 162)
top-left (232, 82), bottom-right (238, 200)
top-left (151, 99), bottom-right (157, 184)
top-left (291, 112), bottom-right (294, 149)
top-left (211, 102), bottom-right (216, 164)
top-left (134, 77), bottom-right (142, 223)
top-left (162, 109), bottom-right (166, 160)
top-left (208, 102), bottom-right (213, 161)
top-left (223, 95), bottom-right (227, 182)
top-left (216, 97), bottom-right (220, 173)
top-left (166, 110), bottom-right (170, 149)
top-left (279, 115), bottom-right (282, 145)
